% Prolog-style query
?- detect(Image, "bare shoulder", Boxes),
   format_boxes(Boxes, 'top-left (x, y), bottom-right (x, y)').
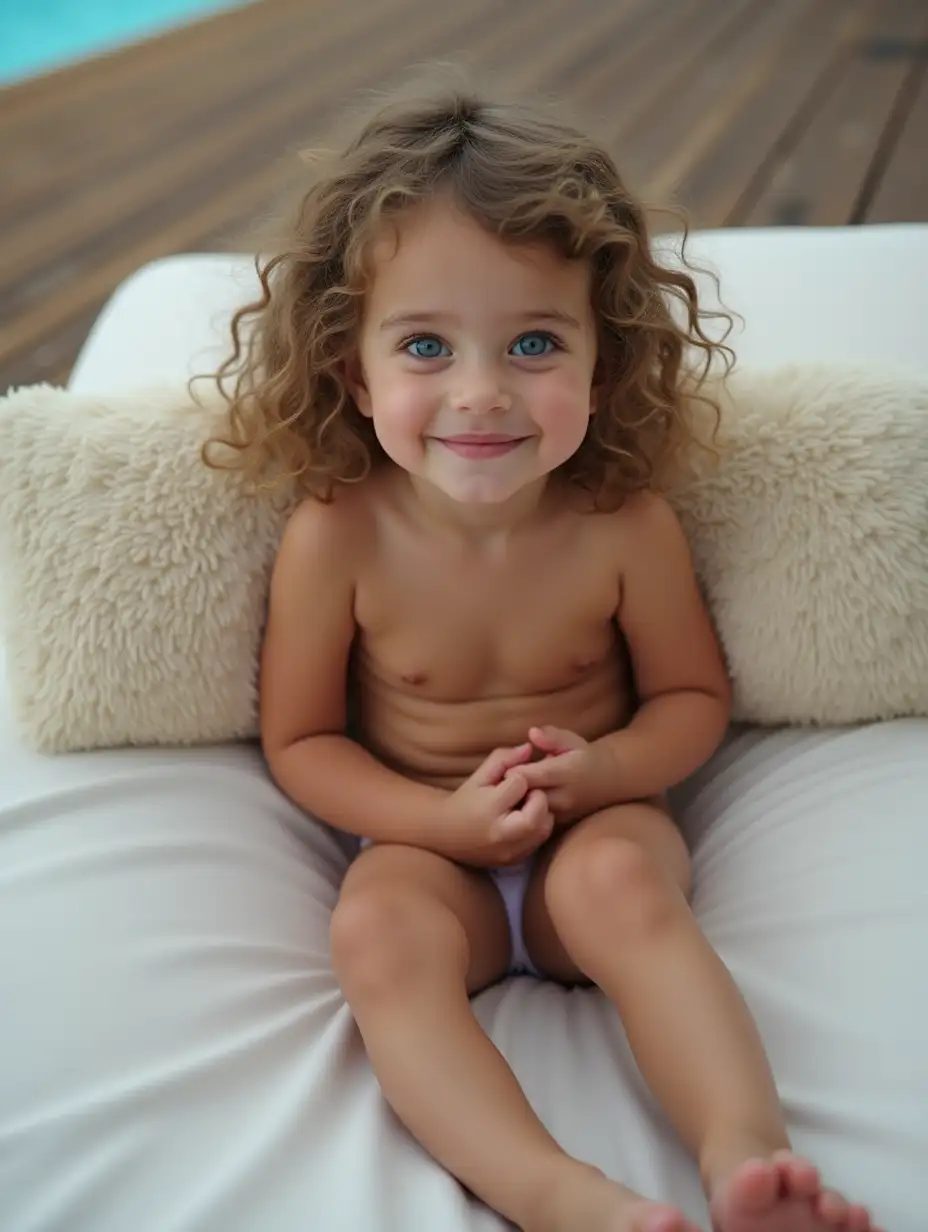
top-left (613, 489), bottom-right (684, 543)
top-left (274, 484), bottom-right (375, 582)
top-left (581, 489), bottom-right (686, 575)
top-left (564, 489), bottom-right (686, 572)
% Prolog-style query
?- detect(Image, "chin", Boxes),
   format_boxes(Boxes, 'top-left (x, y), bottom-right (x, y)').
top-left (441, 479), bottom-right (524, 505)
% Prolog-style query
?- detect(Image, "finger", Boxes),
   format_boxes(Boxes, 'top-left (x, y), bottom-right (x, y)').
top-left (493, 769), bottom-right (529, 810)
top-left (530, 791), bottom-right (556, 841)
top-left (478, 743), bottom-right (533, 786)
top-left (528, 726), bottom-right (563, 753)
top-left (496, 804), bottom-right (536, 837)
top-left (497, 790), bottom-right (552, 840)
top-left (520, 788), bottom-right (552, 830)
top-left (517, 755), bottom-right (568, 789)
top-left (546, 788), bottom-right (570, 816)
top-left (529, 725), bottom-right (582, 754)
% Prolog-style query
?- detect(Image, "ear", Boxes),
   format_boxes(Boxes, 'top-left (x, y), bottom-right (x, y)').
top-left (343, 355), bottom-right (372, 418)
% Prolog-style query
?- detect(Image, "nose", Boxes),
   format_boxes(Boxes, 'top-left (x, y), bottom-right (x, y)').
top-left (452, 360), bottom-right (512, 415)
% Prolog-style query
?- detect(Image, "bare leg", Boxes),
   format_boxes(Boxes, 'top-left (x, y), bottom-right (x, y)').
top-left (523, 804), bottom-right (878, 1232)
top-left (330, 842), bottom-right (699, 1231)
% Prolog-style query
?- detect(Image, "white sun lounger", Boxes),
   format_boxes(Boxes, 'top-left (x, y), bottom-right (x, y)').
top-left (1, 224), bottom-right (927, 1232)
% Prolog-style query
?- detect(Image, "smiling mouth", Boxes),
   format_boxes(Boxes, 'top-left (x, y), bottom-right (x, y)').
top-left (434, 435), bottom-right (528, 459)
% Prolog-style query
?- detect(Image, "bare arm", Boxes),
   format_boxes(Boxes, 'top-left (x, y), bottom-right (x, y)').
top-left (260, 500), bottom-right (446, 844)
top-left (593, 492), bottom-right (731, 800)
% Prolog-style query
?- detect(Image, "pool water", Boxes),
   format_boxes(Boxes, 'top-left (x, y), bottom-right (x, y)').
top-left (0, 0), bottom-right (247, 86)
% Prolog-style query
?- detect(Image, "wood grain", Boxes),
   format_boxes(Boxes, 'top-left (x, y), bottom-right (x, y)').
top-left (1, 0), bottom-right (925, 391)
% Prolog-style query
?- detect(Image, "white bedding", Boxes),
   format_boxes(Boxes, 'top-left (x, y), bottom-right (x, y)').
top-left (2, 225), bottom-right (927, 1231)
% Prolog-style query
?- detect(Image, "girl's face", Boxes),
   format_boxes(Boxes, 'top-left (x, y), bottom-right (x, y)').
top-left (349, 199), bottom-right (598, 507)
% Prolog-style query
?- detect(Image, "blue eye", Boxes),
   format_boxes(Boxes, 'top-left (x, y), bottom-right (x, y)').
top-left (406, 336), bottom-right (450, 359)
top-left (511, 331), bottom-right (556, 358)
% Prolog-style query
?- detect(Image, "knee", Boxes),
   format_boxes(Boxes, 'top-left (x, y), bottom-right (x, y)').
top-left (330, 884), bottom-right (459, 999)
top-left (545, 837), bottom-right (681, 938)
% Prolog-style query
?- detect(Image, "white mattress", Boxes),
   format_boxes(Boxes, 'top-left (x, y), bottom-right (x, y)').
top-left (2, 225), bottom-right (928, 1231)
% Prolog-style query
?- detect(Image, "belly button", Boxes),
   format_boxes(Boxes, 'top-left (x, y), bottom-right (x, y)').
top-left (401, 671), bottom-right (428, 687)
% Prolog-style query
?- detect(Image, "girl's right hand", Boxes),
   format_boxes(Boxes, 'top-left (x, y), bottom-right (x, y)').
top-left (434, 743), bottom-right (554, 867)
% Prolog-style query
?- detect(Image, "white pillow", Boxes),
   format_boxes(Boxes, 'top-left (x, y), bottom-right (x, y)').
top-left (0, 366), bottom-right (925, 753)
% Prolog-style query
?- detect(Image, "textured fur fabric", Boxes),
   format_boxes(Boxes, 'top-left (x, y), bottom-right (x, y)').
top-left (0, 367), bottom-right (925, 752)
top-left (0, 385), bottom-right (295, 751)
top-left (670, 364), bottom-right (928, 726)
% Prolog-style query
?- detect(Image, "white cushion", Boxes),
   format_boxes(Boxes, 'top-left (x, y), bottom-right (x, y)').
top-left (3, 225), bottom-right (928, 1231)
top-left (2, 658), bottom-right (925, 1230)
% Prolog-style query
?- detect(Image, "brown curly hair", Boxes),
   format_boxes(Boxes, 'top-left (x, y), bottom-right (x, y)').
top-left (203, 72), bottom-right (732, 507)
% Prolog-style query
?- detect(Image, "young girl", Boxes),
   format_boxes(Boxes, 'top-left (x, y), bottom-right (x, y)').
top-left (206, 80), bottom-right (878, 1232)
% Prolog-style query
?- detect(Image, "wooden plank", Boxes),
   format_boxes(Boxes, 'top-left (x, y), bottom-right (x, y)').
top-left (3, 0), bottom-right (583, 367)
top-left (0, 0), bottom-right (421, 293)
top-left (0, 0), bottom-right (517, 335)
top-left (566, 0), bottom-right (709, 114)
top-left (2, 2), bottom-right (309, 144)
top-left (0, 0), bottom-right (309, 126)
top-left (739, 0), bottom-right (928, 225)
top-left (0, 0), bottom-right (398, 226)
top-left (857, 53), bottom-right (928, 221)
top-left (634, 0), bottom-right (813, 198)
top-left (606, 0), bottom-right (764, 149)
top-left (170, 0), bottom-right (664, 255)
top-left (477, 0), bottom-right (656, 97)
top-left (4, 16), bottom-right (308, 184)
top-left (8, 0), bottom-right (599, 206)
top-left (0, 166), bottom-right (285, 383)
top-left (2, 0), bottom-right (926, 395)
top-left (675, 0), bottom-right (873, 226)
top-left (0, 0), bottom-right (650, 321)
top-left (4, 0), bottom-right (596, 245)
top-left (539, 0), bottom-right (655, 96)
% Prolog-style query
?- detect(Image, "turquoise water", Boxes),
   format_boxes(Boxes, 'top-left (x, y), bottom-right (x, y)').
top-left (0, 0), bottom-right (246, 85)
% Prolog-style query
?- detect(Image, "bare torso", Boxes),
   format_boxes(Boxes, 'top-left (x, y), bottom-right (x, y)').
top-left (347, 472), bottom-right (635, 788)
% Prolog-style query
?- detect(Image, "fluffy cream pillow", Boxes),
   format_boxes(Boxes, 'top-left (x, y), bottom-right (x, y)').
top-left (670, 363), bottom-right (928, 725)
top-left (0, 385), bottom-right (294, 752)
top-left (0, 366), bottom-right (925, 753)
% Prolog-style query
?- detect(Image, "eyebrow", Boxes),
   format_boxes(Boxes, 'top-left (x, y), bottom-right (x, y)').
top-left (379, 309), bottom-right (582, 331)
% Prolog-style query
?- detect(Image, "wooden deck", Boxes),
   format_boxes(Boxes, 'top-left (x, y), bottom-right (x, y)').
top-left (2, 0), bottom-right (927, 393)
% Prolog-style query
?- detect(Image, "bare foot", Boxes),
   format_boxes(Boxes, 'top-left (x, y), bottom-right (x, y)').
top-left (710, 1153), bottom-right (882, 1232)
top-left (525, 1161), bottom-right (701, 1232)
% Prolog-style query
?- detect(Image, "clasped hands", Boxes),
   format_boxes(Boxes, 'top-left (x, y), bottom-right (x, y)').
top-left (438, 726), bottom-right (618, 868)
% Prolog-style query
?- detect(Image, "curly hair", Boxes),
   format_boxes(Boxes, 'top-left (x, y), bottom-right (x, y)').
top-left (202, 72), bottom-right (732, 507)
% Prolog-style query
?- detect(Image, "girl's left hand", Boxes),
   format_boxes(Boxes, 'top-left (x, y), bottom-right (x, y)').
top-left (510, 725), bottom-right (618, 823)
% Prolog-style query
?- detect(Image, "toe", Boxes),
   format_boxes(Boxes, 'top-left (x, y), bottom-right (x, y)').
top-left (642, 1206), bottom-right (690, 1232)
top-left (730, 1158), bottom-right (779, 1210)
top-left (817, 1189), bottom-right (850, 1225)
top-left (846, 1204), bottom-right (873, 1232)
top-left (771, 1150), bottom-right (821, 1198)
top-left (709, 1157), bottom-right (781, 1226)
